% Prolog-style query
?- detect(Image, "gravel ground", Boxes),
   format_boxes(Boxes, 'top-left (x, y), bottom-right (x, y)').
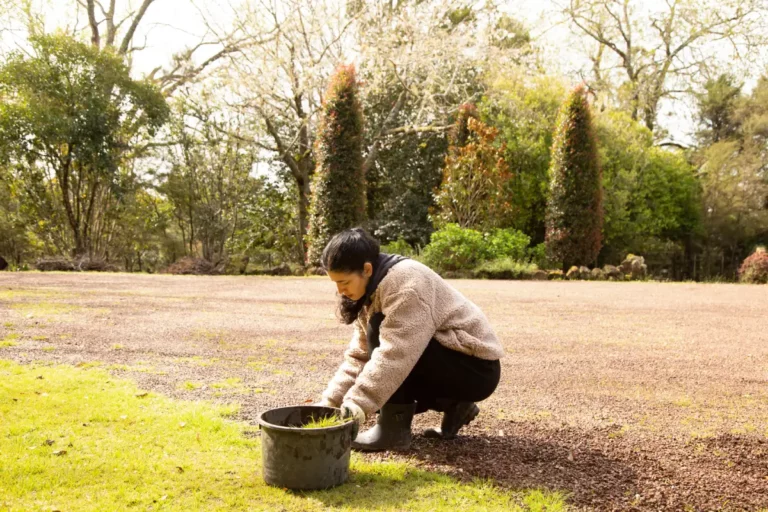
top-left (1, 273), bottom-right (767, 510)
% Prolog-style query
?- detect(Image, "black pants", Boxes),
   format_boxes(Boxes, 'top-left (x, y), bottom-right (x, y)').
top-left (367, 312), bottom-right (500, 413)
top-left (387, 339), bottom-right (500, 413)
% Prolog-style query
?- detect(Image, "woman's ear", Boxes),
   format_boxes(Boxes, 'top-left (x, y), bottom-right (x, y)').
top-left (363, 262), bottom-right (373, 278)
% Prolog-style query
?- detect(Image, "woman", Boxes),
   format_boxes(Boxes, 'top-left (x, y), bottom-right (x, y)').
top-left (317, 228), bottom-right (504, 452)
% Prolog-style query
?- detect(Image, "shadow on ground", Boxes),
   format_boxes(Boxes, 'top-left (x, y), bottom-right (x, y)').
top-left (405, 431), bottom-right (639, 509)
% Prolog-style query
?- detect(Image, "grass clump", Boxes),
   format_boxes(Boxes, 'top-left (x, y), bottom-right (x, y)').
top-left (301, 414), bottom-right (352, 429)
top-left (1, 333), bottom-right (21, 347)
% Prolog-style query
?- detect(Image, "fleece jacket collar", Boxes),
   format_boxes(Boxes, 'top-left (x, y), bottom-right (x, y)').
top-left (364, 253), bottom-right (408, 306)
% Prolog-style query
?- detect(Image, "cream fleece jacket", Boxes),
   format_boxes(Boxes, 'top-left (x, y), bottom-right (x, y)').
top-left (321, 259), bottom-right (504, 417)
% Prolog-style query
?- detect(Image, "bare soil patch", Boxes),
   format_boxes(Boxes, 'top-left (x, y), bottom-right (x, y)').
top-left (1, 273), bottom-right (766, 510)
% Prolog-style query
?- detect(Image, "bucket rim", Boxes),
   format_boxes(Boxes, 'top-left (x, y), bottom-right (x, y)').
top-left (257, 405), bottom-right (355, 434)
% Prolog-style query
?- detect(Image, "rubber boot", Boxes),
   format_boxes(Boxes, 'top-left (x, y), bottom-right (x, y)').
top-left (351, 402), bottom-right (416, 452)
top-left (423, 401), bottom-right (480, 440)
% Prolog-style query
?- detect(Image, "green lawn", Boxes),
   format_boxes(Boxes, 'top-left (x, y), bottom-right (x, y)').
top-left (0, 360), bottom-right (566, 511)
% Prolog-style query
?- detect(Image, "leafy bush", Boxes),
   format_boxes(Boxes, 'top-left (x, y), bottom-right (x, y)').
top-left (739, 247), bottom-right (768, 284)
top-left (473, 258), bottom-right (538, 280)
top-left (486, 228), bottom-right (530, 261)
top-left (421, 224), bottom-right (533, 273)
top-left (421, 224), bottom-right (490, 272)
top-left (381, 238), bottom-right (418, 257)
top-left (433, 110), bottom-right (512, 231)
top-left (527, 242), bottom-right (561, 269)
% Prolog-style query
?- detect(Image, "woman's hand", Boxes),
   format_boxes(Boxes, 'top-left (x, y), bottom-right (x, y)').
top-left (341, 401), bottom-right (366, 424)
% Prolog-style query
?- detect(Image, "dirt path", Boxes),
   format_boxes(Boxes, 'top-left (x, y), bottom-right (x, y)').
top-left (1, 273), bottom-right (766, 510)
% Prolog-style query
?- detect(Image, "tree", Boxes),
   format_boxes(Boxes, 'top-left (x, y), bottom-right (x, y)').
top-left (596, 110), bottom-right (701, 276)
top-left (306, 65), bottom-right (366, 264)
top-left (695, 76), bottom-right (768, 278)
top-left (564, 0), bottom-right (767, 133)
top-left (433, 107), bottom-right (513, 231)
top-left (696, 74), bottom-right (742, 145)
top-left (0, 0), bottom-right (258, 96)
top-left (0, 165), bottom-right (40, 266)
top-left (225, 0), bottom-right (531, 261)
top-left (157, 99), bottom-right (262, 265)
top-left (481, 73), bottom-right (567, 242)
top-left (546, 85), bottom-right (603, 270)
top-left (0, 34), bottom-right (169, 258)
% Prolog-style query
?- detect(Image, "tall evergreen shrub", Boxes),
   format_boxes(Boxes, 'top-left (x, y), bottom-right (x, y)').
top-left (306, 65), bottom-right (365, 264)
top-left (545, 85), bottom-right (603, 269)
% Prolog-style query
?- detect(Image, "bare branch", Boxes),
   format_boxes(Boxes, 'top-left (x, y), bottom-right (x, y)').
top-left (85, 0), bottom-right (100, 47)
top-left (119, 0), bottom-right (154, 55)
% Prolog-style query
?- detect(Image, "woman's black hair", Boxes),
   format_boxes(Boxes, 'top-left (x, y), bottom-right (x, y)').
top-left (321, 227), bottom-right (380, 325)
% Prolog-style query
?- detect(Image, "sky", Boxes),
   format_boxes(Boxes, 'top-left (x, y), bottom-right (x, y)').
top-left (2, 0), bottom-right (765, 144)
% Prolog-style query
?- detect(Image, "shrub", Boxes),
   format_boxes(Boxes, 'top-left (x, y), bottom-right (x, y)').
top-left (527, 242), bottom-right (561, 269)
top-left (381, 238), bottom-right (417, 258)
top-left (35, 257), bottom-right (76, 272)
top-left (163, 257), bottom-right (217, 275)
top-left (421, 224), bottom-right (490, 272)
top-left (545, 84), bottom-right (603, 270)
top-left (473, 258), bottom-right (538, 280)
top-left (433, 109), bottom-right (512, 231)
top-left (306, 65), bottom-right (366, 265)
top-left (739, 247), bottom-right (768, 284)
top-left (486, 228), bottom-right (530, 261)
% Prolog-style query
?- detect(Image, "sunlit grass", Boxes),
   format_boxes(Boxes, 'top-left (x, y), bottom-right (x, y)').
top-left (0, 360), bottom-right (568, 511)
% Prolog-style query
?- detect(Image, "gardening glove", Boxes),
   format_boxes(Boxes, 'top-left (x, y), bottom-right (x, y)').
top-left (341, 401), bottom-right (366, 425)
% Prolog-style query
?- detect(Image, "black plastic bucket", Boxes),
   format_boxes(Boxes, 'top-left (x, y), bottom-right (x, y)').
top-left (257, 405), bottom-right (357, 490)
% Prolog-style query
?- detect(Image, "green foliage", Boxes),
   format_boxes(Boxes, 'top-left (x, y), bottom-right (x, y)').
top-left (421, 224), bottom-right (531, 272)
top-left (0, 167), bottom-right (41, 264)
top-left (695, 75), bottom-right (768, 279)
top-left (472, 258), bottom-right (538, 280)
top-left (697, 75), bottom-right (742, 144)
top-left (486, 228), bottom-right (530, 261)
top-left (158, 99), bottom-right (281, 267)
top-left (228, 182), bottom-right (300, 266)
top-left (366, 130), bottom-right (447, 247)
top-left (381, 238), bottom-right (418, 258)
top-left (0, 33), bottom-right (169, 257)
top-left (596, 110), bottom-right (701, 271)
top-left (433, 115), bottom-right (512, 230)
top-left (108, 189), bottom-right (179, 273)
top-left (491, 15), bottom-right (532, 50)
top-left (300, 414), bottom-right (351, 429)
top-left (306, 65), bottom-right (366, 265)
top-left (545, 85), bottom-right (603, 270)
top-left (739, 247), bottom-right (768, 284)
top-left (481, 75), bottom-right (566, 241)
top-left (527, 242), bottom-right (560, 269)
top-left (421, 224), bottom-right (490, 272)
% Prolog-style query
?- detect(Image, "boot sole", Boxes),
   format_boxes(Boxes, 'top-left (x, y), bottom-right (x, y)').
top-left (424, 403), bottom-right (480, 440)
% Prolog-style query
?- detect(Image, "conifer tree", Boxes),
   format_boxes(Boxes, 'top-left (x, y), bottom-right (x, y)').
top-left (306, 65), bottom-right (365, 264)
top-left (545, 85), bottom-right (603, 269)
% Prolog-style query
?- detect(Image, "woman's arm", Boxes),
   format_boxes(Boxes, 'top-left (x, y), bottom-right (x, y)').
top-left (320, 321), bottom-right (370, 407)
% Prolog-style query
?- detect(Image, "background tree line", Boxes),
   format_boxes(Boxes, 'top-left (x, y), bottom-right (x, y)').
top-left (0, 0), bottom-right (766, 281)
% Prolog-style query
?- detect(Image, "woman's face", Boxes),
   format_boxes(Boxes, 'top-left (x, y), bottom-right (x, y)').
top-left (327, 262), bottom-right (373, 301)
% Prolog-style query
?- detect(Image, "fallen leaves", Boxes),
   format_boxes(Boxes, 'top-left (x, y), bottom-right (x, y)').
top-left (52, 450), bottom-right (67, 456)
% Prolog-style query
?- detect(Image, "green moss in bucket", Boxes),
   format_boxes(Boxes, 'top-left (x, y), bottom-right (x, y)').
top-left (300, 414), bottom-right (351, 429)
